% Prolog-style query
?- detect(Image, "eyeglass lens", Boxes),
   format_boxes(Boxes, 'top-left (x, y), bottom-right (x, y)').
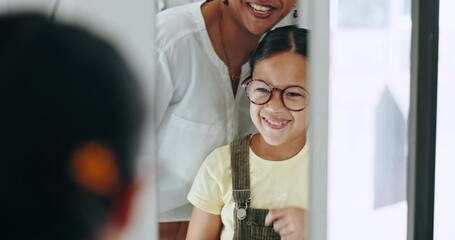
top-left (246, 80), bottom-right (309, 111)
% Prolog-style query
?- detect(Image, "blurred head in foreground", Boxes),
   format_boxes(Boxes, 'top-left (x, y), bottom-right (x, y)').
top-left (0, 13), bottom-right (144, 240)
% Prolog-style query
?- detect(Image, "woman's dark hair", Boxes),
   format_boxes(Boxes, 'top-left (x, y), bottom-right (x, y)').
top-left (249, 25), bottom-right (308, 73)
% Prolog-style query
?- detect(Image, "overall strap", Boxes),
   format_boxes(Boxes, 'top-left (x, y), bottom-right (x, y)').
top-left (230, 134), bottom-right (251, 240)
top-left (231, 134), bottom-right (281, 240)
top-left (230, 135), bottom-right (280, 240)
top-left (230, 134), bottom-right (251, 204)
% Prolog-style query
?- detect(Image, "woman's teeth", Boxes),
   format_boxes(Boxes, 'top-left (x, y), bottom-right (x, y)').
top-left (249, 3), bottom-right (271, 13)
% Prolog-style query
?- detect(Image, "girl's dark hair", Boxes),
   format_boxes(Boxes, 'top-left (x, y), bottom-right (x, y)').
top-left (249, 25), bottom-right (308, 73)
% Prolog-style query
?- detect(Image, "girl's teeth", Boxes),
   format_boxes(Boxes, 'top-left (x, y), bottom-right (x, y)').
top-left (250, 3), bottom-right (271, 13)
top-left (266, 119), bottom-right (288, 126)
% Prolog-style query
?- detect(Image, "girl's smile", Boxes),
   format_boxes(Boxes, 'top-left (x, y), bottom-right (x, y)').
top-left (262, 116), bottom-right (291, 129)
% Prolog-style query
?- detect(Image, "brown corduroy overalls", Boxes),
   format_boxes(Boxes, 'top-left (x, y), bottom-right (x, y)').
top-left (230, 135), bottom-right (281, 240)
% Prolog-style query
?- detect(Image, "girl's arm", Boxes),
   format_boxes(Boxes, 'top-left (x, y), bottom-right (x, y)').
top-left (186, 207), bottom-right (222, 240)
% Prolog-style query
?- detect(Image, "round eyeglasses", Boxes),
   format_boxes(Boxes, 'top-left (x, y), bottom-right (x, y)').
top-left (242, 78), bottom-right (310, 112)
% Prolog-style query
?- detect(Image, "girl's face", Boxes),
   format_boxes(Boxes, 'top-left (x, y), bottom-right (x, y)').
top-left (250, 52), bottom-right (308, 147)
top-left (227, 0), bottom-right (296, 35)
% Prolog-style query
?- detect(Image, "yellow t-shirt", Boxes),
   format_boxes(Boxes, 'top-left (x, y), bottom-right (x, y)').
top-left (187, 141), bottom-right (309, 240)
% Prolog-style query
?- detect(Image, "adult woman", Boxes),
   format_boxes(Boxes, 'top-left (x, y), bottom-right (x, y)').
top-left (152, 1), bottom-right (297, 238)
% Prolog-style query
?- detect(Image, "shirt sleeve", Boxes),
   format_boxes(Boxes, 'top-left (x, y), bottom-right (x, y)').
top-left (187, 150), bottom-right (224, 215)
top-left (135, 45), bottom-right (173, 176)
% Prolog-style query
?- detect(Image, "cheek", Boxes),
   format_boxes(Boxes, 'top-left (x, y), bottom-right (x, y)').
top-left (249, 105), bottom-right (256, 118)
top-left (250, 105), bottom-right (262, 123)
top-left (305, 108), bottom-right (310, 126)
top-left (294, 112), bottom-right (309, 130)
top-left (304, 114), bottom-right (309, 130)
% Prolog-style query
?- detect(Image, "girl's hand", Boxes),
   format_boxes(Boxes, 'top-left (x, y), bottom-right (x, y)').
top-left (264, 207), bottom-right (306, 240)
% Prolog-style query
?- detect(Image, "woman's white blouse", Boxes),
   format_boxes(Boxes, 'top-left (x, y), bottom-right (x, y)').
top-left (149, 1), bottom-right (256, 221)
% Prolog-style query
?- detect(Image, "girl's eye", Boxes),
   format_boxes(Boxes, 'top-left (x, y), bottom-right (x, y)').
top-left (286, 92), bottom-right (303, 97)
top-left (255, 87), bottom-right (271, 93)
top-left (284, 87), bottom-right (307, 98)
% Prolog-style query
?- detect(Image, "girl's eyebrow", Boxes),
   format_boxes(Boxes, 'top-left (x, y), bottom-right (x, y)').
top-left (251, 78), bottom-right (307, 89)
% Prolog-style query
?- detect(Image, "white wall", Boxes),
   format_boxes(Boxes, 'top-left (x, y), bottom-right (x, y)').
top-left (0, 0), bottom-right (56, 15)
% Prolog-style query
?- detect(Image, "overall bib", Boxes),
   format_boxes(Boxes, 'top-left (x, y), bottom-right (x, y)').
top-left (230, 135), bottom-right (281, 240)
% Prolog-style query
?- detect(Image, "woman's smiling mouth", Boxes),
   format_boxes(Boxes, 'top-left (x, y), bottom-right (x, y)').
top-left (247, 2), bottom-right (275, 18)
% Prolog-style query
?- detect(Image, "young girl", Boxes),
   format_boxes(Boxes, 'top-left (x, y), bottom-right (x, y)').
top-left (186, 25), bottom-right (309, 240)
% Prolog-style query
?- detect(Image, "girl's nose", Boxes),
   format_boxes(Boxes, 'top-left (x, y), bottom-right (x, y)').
top-left (266, 91), bottom-right (286, 111)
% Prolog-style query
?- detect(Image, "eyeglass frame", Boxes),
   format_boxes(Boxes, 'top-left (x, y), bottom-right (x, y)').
top-left (241, 77), bottom-right (310, 112)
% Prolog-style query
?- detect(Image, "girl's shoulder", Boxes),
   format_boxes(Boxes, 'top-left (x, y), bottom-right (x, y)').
top-left (201, 144), bottom-right (232, 174)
